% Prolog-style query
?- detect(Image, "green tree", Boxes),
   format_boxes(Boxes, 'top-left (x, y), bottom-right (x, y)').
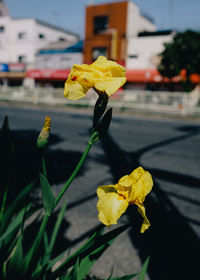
top-left (158, 30), bottom-right (200, 89)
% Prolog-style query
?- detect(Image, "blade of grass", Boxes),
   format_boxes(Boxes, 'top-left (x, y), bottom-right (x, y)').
top-left (0, 185), bottom-right (8, 222)
top-left (138, 257), bottom-right (150, 280)
top-left (51, 224), bottom-right (129, 280)
top-left (39, 173), bottom-right (55, 216)
top-left (48, 202), bottom-right (67, 256)
top-left (0, 180), bottom-right (36, 233)
top-left (0, 205), bottom-right (31, 244)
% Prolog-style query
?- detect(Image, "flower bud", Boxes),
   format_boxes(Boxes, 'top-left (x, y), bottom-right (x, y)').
top-left (37, 116), bottom-right (51, 149)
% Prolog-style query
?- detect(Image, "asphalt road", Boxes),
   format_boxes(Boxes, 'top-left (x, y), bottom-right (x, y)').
top-left (0, 104), bottom-right (200, 280)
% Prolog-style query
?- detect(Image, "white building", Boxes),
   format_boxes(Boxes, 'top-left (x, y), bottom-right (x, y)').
top-left (0, 1), bottom-right (79, 66)
top-left (35, 40), bottom-right (83, 69)
top-left (126, 30), bottom-right (175, 70)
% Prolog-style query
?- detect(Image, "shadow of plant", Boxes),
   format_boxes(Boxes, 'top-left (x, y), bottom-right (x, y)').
top-left (0, 129), bottom-right (87, 205)
top-left (100, 124), bottom-right (200, 280)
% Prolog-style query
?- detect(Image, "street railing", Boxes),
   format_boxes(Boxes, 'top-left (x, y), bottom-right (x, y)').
top-left (0, 86), bottom-right (200, 116)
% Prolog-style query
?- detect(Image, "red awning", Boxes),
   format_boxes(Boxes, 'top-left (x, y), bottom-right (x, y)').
top-left (26, 68), bottom-right (199, 83)
top-left (26, 69), bottom-right (70, 80)
top-left (126, 69), bottom-right (180, 83)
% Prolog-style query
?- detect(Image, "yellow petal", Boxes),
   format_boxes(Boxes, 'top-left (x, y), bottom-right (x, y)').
top-left (129, 167), bottom-right (153, 204)
top-left (136, 203), bottom-right (151, 233)
top-left (97, 185), bottom-right (117, 198)
top-left (116, 175), bottom-right (134, 200)
top-left (64, 81), bottom-right (89, 100)
top-left (97, 192), bottom-right (129, 226)
top-left (64, 56), bottom-right (126, 99)
top-left (91, 56), bottom-right (126, 77)
top-left (94, 77), bottom-right (126, 96)
top-left (118, 175), bottom-right (133, 187)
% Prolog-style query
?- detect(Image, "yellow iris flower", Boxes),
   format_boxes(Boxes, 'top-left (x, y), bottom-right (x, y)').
top-left (64, 56), bottom-right (126, 100)
top-left (97, 167), bottom-right (153, 233)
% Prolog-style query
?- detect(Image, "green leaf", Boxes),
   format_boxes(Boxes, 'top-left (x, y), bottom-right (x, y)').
top-left (7, 235), bottom-right (24, 277)
top-left (49, 202), bottom-right (67, 255)
top-left (24, 215), bottom-right (49, 273)
top-left (93, 93), bottom-right (109, 129)
top-left (96, 108), bottom-right (112, 138)
top-left (0, 186), bottom-right (8, 222)
top-left (0, 180), bottom-right (35, 233)
top-left (38, 203), bottom-right (67, 275)
top-left (138, 256), bottom-right (150, 280)
top-left (39, 173), bottom-right (55, 216)
top-left (69, 257), bottom-right (80, 280)
top-left (0, 206), bottom-right (30, 244)
top-left (51, 224), bottom-right (129, 280)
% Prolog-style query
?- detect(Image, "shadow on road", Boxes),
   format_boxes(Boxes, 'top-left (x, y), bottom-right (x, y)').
top-left (100, 124), bottom-right (200, 280)
top-left (1, 119), bottom-right (200, 280)
top-left (0, 128), bottom-right (88, 205)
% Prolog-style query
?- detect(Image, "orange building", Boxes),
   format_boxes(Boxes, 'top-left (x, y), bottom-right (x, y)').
top-left (84, 1), bottom-right (127, 64)
top-left (84, 1), bottom-right (155, 65)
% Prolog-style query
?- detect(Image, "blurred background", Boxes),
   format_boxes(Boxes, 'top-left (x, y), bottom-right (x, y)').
top-left (0, 1), bottom-right (200, 279)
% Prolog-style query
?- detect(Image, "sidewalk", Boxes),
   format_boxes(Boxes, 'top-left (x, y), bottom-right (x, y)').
top-left (1, 99), bottom-right (200, 123)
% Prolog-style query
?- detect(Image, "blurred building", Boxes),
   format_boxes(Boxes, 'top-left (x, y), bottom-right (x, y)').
top-left (35, 40), bottom-right (83, 69)
top-left (84, 0), bottom-right (156, 65)
top-left (27, 41), bottom-right (83, 87)
top-left (22, 0), bottom-right (179, 90)
top-left (83, 1), bottom-right (177, 90)
top-left (0, 0), bottom-right (79, 85)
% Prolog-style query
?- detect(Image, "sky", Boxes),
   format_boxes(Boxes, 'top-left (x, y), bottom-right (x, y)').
top-left (4, 0), bottom-right (200, 37)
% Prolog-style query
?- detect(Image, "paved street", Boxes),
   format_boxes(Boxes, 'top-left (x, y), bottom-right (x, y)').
top-left (0, 104), bottom-right (200, 280)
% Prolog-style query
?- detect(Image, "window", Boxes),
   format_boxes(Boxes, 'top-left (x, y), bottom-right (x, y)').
top-left (129, 54), bottom-right (138, 58)
top-left (59, 37), bottom-right (66, 41)
top-left (39, 33), bottom-right (45, 39)
top-left (92, 47), bottom-right (107, 61)
top-left (18, 32), bottom-right (27, 39)
top-left (18, 55), bottom-right (26, 63)
top-left (0, 26), bottom-right (5, 32)
top-left (93, 16), bottom-right (108, 34)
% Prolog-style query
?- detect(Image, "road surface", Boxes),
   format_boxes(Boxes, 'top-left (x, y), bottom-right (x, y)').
top-left (0, 104), bottom-right (200, 280)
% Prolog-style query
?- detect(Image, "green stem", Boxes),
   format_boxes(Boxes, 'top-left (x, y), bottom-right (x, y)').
top-left (55, 131), bottom-right (99, 207)
top-left (26, 132), bottom-right (98, 270)
top-left (41, 155), bottom-right (47, 177)
top-left (55, 141), bottom-right (92, 206)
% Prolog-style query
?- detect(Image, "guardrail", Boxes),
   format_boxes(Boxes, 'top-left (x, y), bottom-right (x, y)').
top-left (0, 86), bottom-right (200, 116)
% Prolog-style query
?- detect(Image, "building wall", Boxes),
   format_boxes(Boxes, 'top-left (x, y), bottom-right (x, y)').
top-left (84, 1), bottom-right (128, 63)
top-left (84, 1), bottom-right (157, 65)
top-left (0, 16), bottom-right (78, 65)
top-left (0, 16), bottom-right (11, 62)
top-left (126, 34), bottom-right (173, 69)
top-left (126, 1), bottom-right (156, 38)
top-left (34, 21), bottom-right (77, 53)
top-left (35, 52), bottom-right (83, 69)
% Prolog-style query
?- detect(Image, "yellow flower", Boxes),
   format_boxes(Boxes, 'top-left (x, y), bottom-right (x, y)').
top-left (64, 56), bottom-right (126, 100)
top-left (97, 167), bottom-right (153, 233)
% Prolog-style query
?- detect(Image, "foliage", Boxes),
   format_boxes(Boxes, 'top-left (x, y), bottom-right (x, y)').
top-left (158, 30), bottom-right (200, 85)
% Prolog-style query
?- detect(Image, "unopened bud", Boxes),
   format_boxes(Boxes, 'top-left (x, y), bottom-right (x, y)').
top-left (37, 116), bottom-right (51, 149)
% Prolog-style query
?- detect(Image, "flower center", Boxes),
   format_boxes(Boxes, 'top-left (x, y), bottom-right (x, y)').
top-left (71, 76), bottom-right (77, 81)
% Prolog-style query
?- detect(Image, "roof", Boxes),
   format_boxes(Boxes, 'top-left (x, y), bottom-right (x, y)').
top-left (12, 17), bottom-right (79, 38)
top-left (138, 30), bottom-right (175, 37)
top-left (140, 11), bottom-right (154, 24)
top-left (37, 40), bottom-right (84, 55)
top-left (35, 19), bottom-right (80, 38)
